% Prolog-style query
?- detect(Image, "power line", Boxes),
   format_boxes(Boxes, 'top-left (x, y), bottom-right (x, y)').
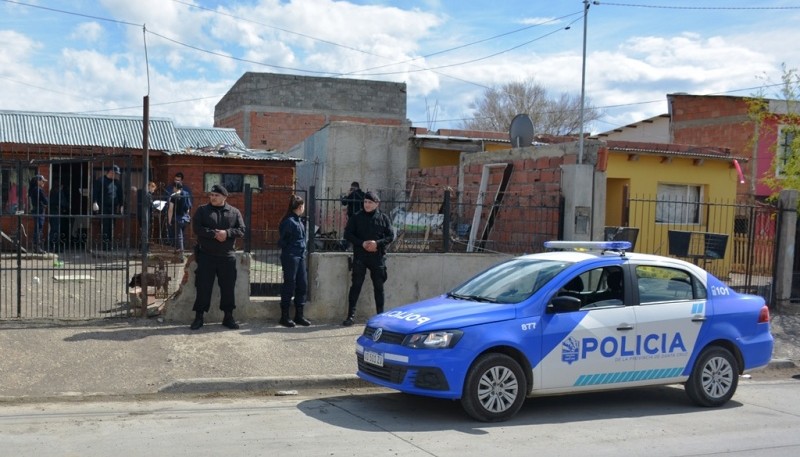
top-left (351, 16), bottom-right (583, 76)
top-left (595, 1), bottom-right (800, 10)
top-left (3, 0), bottom-right (798, 130)
top-left (0, 0), bottom-right (139, 26)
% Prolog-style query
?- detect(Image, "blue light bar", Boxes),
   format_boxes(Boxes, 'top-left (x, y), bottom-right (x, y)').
top-left (544, 241), bottom-right (632, 251)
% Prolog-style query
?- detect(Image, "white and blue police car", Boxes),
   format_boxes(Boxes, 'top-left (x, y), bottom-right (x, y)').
top-left (355, 241), bottom-right (774, 422)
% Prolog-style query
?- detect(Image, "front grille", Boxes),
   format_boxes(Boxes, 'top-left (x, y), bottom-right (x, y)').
top-left (363, 326), bottom-right (406, 345)
top-left (357, 354), bottom-right (408, 384)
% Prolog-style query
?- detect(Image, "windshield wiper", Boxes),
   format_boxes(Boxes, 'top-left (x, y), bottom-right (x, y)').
top-left (447, 293), bottom-right (497, 303)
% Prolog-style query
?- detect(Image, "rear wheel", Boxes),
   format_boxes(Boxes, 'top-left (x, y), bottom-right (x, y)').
top-left (685, 346), bottom-right (739, 407)
top-left (460, 353), bottom-right (526, 422)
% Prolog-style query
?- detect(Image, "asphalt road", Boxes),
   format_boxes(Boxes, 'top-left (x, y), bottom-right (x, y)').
top-left (1, 377), bottom-right (799, 457)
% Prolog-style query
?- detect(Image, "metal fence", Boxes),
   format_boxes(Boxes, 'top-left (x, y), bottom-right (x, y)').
top-left (307, 186), bottom-right (563, 255)
top-left (2, 173), bottom-right (786, 319)
top-left (624, 196), bottom-right (777, 299)
top-left (245, 186), bottom-right (305, 296)
top-left (1, 155), bottom-right (147, 319)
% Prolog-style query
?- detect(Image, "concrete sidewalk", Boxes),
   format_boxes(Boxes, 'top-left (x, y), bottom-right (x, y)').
top-left (0, 318), bottom-right (366, 401)
top-left (0, 312), bottom-right (798, 402)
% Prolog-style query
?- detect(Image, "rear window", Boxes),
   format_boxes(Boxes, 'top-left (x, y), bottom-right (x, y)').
top-left (635, 265), bottom-right (706, 303)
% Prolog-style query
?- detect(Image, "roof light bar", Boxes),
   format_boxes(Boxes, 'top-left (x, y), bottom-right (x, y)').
top-left (544, 241), bottom-right (632, 251)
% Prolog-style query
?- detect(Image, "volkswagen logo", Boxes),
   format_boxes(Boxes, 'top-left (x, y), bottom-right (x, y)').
top-left (372, 328), bottom-right (383, 342)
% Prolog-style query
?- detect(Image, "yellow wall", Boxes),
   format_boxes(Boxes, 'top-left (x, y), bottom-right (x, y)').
top-left (418, 142), bottom-right (510, 168)
top-left (606, 178), bottom-right (628, 226)
top-left (606, 153), bottom-right (739, 199)
top-left (419, 148), bottom-right (458, 168)
top-left (606, 151), bottom-right (740, 277)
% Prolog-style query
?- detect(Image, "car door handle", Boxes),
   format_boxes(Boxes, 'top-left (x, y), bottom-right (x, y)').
top-left (691, 316), bottom-right (707, 322)
top-left (616, 324), bottom-right (634, 331)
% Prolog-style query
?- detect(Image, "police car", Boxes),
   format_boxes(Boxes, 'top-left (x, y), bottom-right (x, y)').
top-left (355, 241), bottom-right (774, 422)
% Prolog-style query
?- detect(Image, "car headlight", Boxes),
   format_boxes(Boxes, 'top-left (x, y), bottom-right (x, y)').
top-left (402, 330), bottom-right (463, 349)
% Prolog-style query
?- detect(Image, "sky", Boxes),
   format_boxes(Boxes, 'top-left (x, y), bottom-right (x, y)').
top-left (2, 0), bottom-right (800, 136)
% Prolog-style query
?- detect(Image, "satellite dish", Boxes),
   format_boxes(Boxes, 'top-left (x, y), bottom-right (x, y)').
top-left (509, 114), bottom-right (534, 148)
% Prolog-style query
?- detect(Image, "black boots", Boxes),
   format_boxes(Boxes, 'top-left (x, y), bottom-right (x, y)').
top-left (280, 307), bottom-right (311, 327)
top-left (190, 311), bottom-right (204, 330)
top-left (222, 311), bottom-right (239, 330)
top-left (279, 309), bottom-right (296, 328)
top-left (294, 306), bottom-right (311, 327)
top-left (342, 305), bottom-right (356, 326)
top-left (191, 311), bottom-right (238, 330)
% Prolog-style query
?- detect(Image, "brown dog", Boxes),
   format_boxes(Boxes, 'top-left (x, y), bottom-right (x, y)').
top-left (129, 261), bottom-right (171, 296)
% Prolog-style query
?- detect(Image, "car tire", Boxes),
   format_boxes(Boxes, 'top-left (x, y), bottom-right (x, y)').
top-left (460, 353), bottom-right (526, 422)
top-left (685, 346), bottom-right (739, 407)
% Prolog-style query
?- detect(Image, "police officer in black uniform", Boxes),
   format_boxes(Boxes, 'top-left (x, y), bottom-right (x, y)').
top-left (342, 191), bottom-right (394, 326)
top-left (190, 184), bottom-right (246, 330)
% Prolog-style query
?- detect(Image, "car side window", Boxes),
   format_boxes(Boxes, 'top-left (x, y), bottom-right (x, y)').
top-left (582, 267), bottom-right (625, 309)
top-left (635, 265), bottom-right (702, 304)
top-left (556, 267), bottom-right (626, 310)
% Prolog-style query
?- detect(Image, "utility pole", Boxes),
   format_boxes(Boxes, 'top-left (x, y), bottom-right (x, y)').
top-left (141, 95), bottom-right (150, 317)
top-left (578, 0), bottom-right (590, 164)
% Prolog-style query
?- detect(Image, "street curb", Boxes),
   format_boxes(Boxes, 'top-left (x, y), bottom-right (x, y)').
top-left (158, 374), bottom-right (371, 394)
top-left (765, 358), bottom-right (797, 371)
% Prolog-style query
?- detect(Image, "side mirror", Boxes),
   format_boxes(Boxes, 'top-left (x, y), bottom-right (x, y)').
top-left (547, 295), bottom-right (582, 313)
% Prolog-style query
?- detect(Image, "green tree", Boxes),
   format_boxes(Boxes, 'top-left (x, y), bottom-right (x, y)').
top-left (747, 65), bottom-right (800, 198)
top-left (462, 78), bottom-right (602, 136)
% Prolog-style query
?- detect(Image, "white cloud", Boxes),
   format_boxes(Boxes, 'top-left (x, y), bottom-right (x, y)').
top-left (70, 22), bottom-right (104, 43)
top-left (521, 17), bottom-right (560, 26)
top-left (4, 0), bottom-right (800, 132)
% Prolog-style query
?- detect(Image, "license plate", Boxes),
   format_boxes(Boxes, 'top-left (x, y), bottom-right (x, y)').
top-left (364, 350), bottom-right (384, 367)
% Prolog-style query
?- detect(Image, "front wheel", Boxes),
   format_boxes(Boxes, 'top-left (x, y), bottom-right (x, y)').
top-left (685, 346), bottom-right (739, 407)
top-left (460, 353), bottom-right (526, 422)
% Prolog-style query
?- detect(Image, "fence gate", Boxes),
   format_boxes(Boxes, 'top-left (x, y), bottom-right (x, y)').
top-left (244, 185), bottom-right (305, 296)
top-left (1, 155), bottom-right (136, 319)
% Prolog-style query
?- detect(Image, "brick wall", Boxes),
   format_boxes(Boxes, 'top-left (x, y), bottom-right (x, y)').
top-left (670, 95), bottom-right (752, 151)
top-left (406, 145), bottom-right (583, 248)
top-left (669, 94), bottom-right (754, 197)
top-left (214, 72), bottom-right (407, 151)
top-left (155, 156), bottom-right (296, 249)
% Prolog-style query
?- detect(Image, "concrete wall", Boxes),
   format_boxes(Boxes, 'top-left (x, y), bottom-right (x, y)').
top-left (164, 251), bottom-right (510, 324)
top-left (164, 252), bottom-right (253, 323)
top-left (292, 122), bottom-right (411, 195)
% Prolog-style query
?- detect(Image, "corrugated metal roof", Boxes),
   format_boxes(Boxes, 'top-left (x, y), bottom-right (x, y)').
top-left (0, 110), bottom-right (182, 151)
top-left (165, 144), bottom-right (301, 161)
top-left (606, 140), bottom-right (747, 162)
top-left (175, 127), bottom-right (246, 149)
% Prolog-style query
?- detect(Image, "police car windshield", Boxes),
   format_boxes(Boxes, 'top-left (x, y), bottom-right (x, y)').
top-left (448, 258), bottom-right (572, 304)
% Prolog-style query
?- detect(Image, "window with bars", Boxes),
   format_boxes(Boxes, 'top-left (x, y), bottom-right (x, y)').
top-left (203, 173), bottom-right (263, 193)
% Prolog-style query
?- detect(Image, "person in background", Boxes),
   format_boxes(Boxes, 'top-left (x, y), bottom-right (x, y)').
top-left (190, 184), bottom-right (245, 331)
top-left (165, 172), bottom-right (192, 246)
top-left (28, 174), bottom-right (49, 254)
top-left (136, 181), bottom-right (157, 252)
top-left (340, 181), bottom-right (365, 220)
top-left (341, 191), bottom-right (394, 326)
top-left (277, 194), bottom-right (310, 328)
top-left (48, 180), bottom-right (69, 252)
top-left (339, 181), bottom-right (365, 249)
top-left (92, 165), bottom-right (124, 250)
top-left (166, 181), bottom-right (191, 253)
